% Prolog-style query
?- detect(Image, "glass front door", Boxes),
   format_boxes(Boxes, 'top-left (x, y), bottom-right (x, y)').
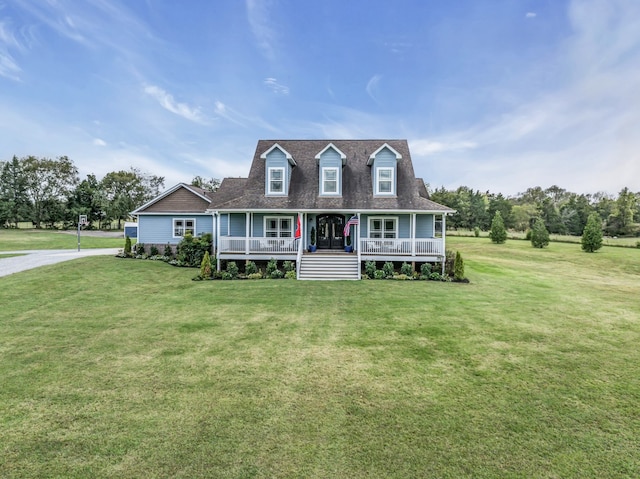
top-left (316, 214), bottom-right (345, 249)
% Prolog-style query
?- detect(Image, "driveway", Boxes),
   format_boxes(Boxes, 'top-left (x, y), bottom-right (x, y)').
top-left (0, 248), bottom-right (121, 278)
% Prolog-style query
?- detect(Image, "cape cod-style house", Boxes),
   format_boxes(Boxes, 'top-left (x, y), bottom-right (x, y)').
top-left (132, 139), bottom-right (454, 280)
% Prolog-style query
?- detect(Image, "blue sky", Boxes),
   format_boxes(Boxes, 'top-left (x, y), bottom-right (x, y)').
top-left (1, 0), bottom-right (639, 196)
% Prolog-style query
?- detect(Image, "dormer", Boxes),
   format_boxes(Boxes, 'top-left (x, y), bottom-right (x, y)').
top-left (260, 143), bottom-right (296, 196)
top-left (367, 143), bottom-right (402, 196)
top-left (315, 143), bottom-right (346, 196)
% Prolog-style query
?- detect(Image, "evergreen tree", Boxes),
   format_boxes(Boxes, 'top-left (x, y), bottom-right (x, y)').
top-left (581, 213), bottom-right (603, 253)
top-left (530, 217), bottom-right (550, 248)
top-left (453, 251), bottom-right (465, 281)
top-left (489, 211), bottom-right (507, 244)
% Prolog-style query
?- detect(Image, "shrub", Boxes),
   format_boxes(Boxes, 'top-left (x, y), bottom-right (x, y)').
top-left (374, 270), bottom-right (386, 280)
top-left (473, 226), bottom-right (480, 237)
top-left (393, 274), bottom-right (411, 280)
top-left (136, 243), bottom-right (146, 255)
top-left (524, 229), bottom-right (532, 241)
top-left (245, 261), bottom-right (258, 275)
top-left (176, 233), bottom-right (212, 267)
top-left (283, 260), bottom-right (295, 272)
top-left (285, 270), bottom-right (297, 280)
top-left (582, 213), bottom-right (603, 253)
top-left (124, 235), bottom-right (132, 256)
top-left (636, 241), bottom-right (640, 249)
top-left (163, 243), bottom-right (174, 258)
top-left (270, 269), bottom-right (284, 279)
top-left (226, 261), bottom-right (239, 279)
top-left (365, 260), bottom-right (376, 278)
top-left (149, 245), bottom-right (159, 256)
top-left (247, 272), bottom-right (263, 280)
top-left (489, 211), bottom-right (507, 244)
top-left (530, 217), bottom-right (549, 249)
top-left (400, 262), bottom-right (413, 276)
top-left (200, 251), bottom-right (213, 279)
top-left (444, 250), bottom-right (456, 277)
top-left (429, 272), bottom-right (441, 281)
top-left (221, 271), bottom-right (233, 280)
top-left (453, 250), bottom-right (465, 281)
top-left (382, 261), bottom-right (395, 278)
top-left (420, 263), bottom-right (432, 277)
top-left (266, 258), bottom-right (278, 276)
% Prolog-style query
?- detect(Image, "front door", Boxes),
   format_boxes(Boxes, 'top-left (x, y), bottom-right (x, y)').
top-left (316, 214), bottom-right (345, 249)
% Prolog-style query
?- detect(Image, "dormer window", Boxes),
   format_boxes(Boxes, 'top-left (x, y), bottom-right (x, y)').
top-left (376, 167), bottom-right (394, 195)
top-left (322, 167), bottom-right (339, 195)
top-left (268, 167), bottom-right (285, 194)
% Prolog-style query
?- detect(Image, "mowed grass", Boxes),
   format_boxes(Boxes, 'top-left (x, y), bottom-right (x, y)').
top-left (0, 229), bottom-right (124, 251)
top-left (1, 238), bottom-right (639, 478)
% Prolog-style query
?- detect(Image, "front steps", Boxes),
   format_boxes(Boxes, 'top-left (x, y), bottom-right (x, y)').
top-left (298, 252), bottom-right (360, 280)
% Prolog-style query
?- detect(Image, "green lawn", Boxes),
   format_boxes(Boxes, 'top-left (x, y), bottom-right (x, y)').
top-left (0, 229), bottom-right (124, 251)
top-left (448, 228), bottom-right (640, 247)
top-left (1, 238), bottom-right (639, 478)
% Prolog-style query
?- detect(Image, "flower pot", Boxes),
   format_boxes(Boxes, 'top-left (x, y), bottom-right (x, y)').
top-left (308, 245), bottom-right (317, 252)
top-left (344, 245), bottom-right (353, 253)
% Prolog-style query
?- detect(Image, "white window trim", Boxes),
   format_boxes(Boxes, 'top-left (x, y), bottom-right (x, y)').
top-left (368, 216), bottom-right (398, 239)
top-left (267, 167), bottom-right (286, 195)
top-left (321, 167), bottom-right (340, 196)
top-left (173, 218), bottom-right (196, 238)
top-left (375, 167), bottom-right (395, 195)
top-left (264, 216), bottom-right (294, 238)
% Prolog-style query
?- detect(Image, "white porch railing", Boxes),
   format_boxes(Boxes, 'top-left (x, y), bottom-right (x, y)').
top-left (218, 236), bottom-right (443, 256)
top-left (218, 236), bottom-right (299, 254)
top-left (359, 238), bottom-right (444, 256)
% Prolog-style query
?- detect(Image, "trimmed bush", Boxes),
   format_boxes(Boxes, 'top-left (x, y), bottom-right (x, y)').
top-left (245, 261), bottom-right (258, 275)
top-left (247, 272), bottom-right (263, 280)
top-left (200, 251), bottom-right (213, 279)
top-left (365, 260), bottom-right (376, 278)
top-left (374, 270), bottom-right (385, 280)
top-left (283, 260), bottom-right (295, 272)
top-left (176, 233), bottom-right (212, 267)
top-left (226, 261), bottom-right (239, 279)
top-left (489, 211), bottom-right (507, 244)
top-left (124, 235), bottom-right (132, 256)
top-left (400, 262), bottom-right (413, 276)
top-left (149, 245), bottom-right (159, 256)
top-left (270, 269), bottom-right (284, 279)
top-left (530, 217), bottom-right (550, 248)
top-left (420, 263), bottom-right (432, 277)
top-left (582, 213), bottom-right (603, 253)
top-left (453, 251), bottom-right (465, 281)
top-left (284, 270), bottom-right (297, 279)
top-left (382, 262), bottom-right (395, 278)
top-left (163, 243), bottom-right (174, 258)
top-left (473, 226), bottom-right (480, 237)
top-left (266, 258), bottom-right (278, 276)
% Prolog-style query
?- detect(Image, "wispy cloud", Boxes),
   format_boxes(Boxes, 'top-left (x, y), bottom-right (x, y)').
top-left (410, 139), bottom-right (477, 156)
top-left (93, 138), bottom-right (107, 147)
top-left (366, 74), bottom-right (382, 104)
top-left (143, 84), bottom-right (205, 123)
top-left (264, 77), bottom-right (289, 95)
top-left (526, 12), bottom-right (537, 18)
top-left (246, 0), bottom-right (278, 62)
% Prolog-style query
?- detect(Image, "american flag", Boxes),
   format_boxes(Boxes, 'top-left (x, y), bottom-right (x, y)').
top-left (343, 215), bottom-right (359, 237)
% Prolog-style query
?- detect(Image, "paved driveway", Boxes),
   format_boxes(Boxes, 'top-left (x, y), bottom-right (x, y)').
top-left (0, 248), bottom-right (121, 278)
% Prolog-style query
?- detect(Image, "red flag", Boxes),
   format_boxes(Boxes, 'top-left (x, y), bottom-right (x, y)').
top-left (295, 214), bottom-right (301, 239)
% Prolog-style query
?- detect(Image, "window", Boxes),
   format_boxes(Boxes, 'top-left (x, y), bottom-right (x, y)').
top-left (265, 217), bottom-right (293, 238)
top-left (369, 217), bottom-right (397, 239)
top-left (173, 218), bottom-right (195, 237)
top-left (268, 167), bottom-right (285, 194)
top-left (322, 167), bottom-right (339, 195)
top-left (376, 167), bottom-right (394, 195)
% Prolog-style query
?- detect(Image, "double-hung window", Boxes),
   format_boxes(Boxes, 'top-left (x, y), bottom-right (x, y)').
top-left (369, 217), bottom-right (397, 239)
top-left (268, 167), bottom-right (285, 194)
top-left (265, 217), bottom-right (293, 238)
top-left (174, 218), bottom-right (195, 237)
top-left (321, 167), bottom-right (339, 195)
top-left (376, 167), bottom-right (394, 195)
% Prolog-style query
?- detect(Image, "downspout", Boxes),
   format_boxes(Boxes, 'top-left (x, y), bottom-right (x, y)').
top-left (441, 213), bottom-right (447, 276)
top-left (356, 212), bottom-right (361, 279)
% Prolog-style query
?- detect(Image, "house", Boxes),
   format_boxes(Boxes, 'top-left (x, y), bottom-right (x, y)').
top-left (132, 139), bottom-right (454, 279)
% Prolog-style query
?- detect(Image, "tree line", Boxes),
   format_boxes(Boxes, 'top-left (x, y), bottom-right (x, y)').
top-left (429, 185), bottom-right (640, 237)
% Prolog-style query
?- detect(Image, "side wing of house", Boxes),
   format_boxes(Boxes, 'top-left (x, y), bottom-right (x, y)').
top-left (131, 184), bottom-right (213, 245)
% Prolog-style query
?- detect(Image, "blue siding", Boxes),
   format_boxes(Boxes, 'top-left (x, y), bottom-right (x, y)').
top-left (138, 214), bottom-right (213, 244)
top-left (253, 214), bottom-right (264, 236)
top-left (229, 214), bottom-right (246, 236)
top-left (264, 149), bottom-right (291, 196)
top-left (416, 214), bottom-right (435, 238)
top-left (398, 215), bottom-right (410, 238)
top-left (371, 146), bottom-right (398, 195)
top-left (318, 149), bottom-right (342, 196)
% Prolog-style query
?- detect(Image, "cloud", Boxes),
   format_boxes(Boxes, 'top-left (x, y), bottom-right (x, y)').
top-left (0, 21), bottom-right (24, 80)
top-left (264, 77), bottom-right (289, 95)
top-left (143, 84), bottom-right (205, 123)
top-left (93, 138), bottom-right (107, 147)
top-left (366, 74), bottom-right (382, 104)
top-left (526, 12), bottom-right (537, 18)
top-left (410, 139), bottom-right (477, 156)
top-left (246, 0), bottom-right (278, 61)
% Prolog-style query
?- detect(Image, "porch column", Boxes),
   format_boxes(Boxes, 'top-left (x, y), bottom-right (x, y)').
top-left (245, 213), bottom-right (250, 254)
top-left (441, 213), bottom-right (447, 276)
top-left (411, 213), bottom-right (416, 257)
top-left (356, 213), bottom-right (361, 280)
top-left (215, 212), bottom-right (221, 272)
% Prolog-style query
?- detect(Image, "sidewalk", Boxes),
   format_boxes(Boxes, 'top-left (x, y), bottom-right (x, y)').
top-left (0, 248), bottom-right (121, 278)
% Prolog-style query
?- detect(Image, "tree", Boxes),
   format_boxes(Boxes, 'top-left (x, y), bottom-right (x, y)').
top-left (581, 213), bottom-right (603, 253)
top-left (488, 193), bottom-right (514, 229)
top-left (489, 211), bottom-right (507, 244)
top-left (453, 250), bottom-right (465, 281)
top-left (0, 156), bottom-right (32, 227)
top-left (66, 174), bottom-right (105, 228)
top-left (101, 168), bottom-right (164, 228)
top-left (530, 217), bottom-right (550, 248)
top-left (191, 176), bottom-right (221, 192)
top-left (22, 156), bottom-right (79, 228)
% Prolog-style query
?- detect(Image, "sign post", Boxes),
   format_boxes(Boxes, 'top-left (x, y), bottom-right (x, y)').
top-left (77, 215), bottom-right (88, 251)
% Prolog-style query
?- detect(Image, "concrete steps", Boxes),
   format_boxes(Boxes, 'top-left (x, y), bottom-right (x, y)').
top-left (298, 252), bottom-right (359, 280)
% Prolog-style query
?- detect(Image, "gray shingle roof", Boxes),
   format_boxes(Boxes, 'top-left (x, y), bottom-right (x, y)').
top-left (210, 140), bottom-right (454, 213)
